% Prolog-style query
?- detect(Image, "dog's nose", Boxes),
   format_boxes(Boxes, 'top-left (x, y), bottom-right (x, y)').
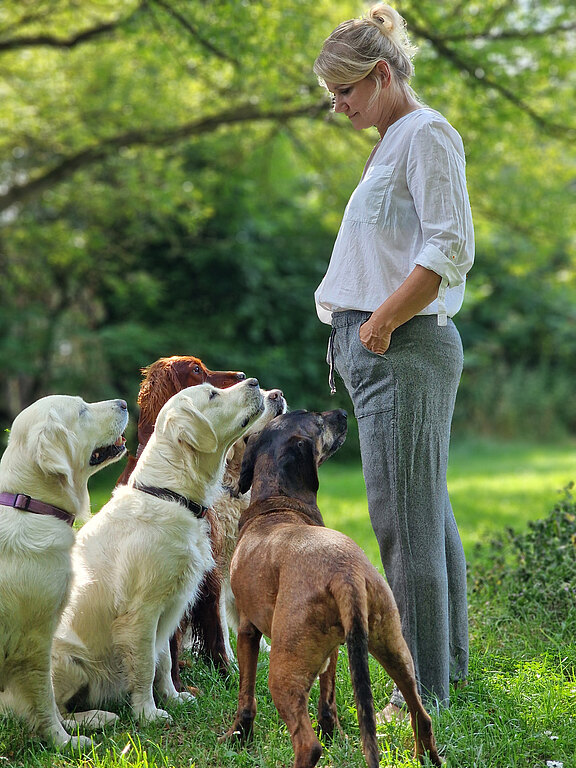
top-left (236, 372), bottom-right (247, 381)
top-left (117, 399), bottom-right (128, 410)
top-left (245, 377), bottom-right (259, 388)
top-left (269, 389), bottom-right (283, 400)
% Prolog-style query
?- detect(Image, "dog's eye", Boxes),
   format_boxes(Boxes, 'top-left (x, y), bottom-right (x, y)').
top-left (209, 390), bottom-right (219, 400)
top-left (193, 365), bottom-right (201, 374)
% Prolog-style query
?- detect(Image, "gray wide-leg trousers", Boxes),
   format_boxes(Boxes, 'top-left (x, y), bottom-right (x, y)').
top-left (330, 310), bottom-right (468, 708)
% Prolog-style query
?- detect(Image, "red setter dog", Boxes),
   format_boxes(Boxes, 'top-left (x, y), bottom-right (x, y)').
top-left (116, 355), bottom-right (246, 685)
top-left (117, 355), bottom-right (246, 486)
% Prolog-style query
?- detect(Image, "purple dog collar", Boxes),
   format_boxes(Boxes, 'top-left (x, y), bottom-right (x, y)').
top-left (0, 492), bottom-right (75, 526)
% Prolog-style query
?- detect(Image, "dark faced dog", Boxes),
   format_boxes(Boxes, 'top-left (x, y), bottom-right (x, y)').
top-left (221, 409), bottom-right (442, 768)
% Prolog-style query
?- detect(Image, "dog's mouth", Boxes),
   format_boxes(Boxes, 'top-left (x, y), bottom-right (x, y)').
top-left (270, 395), bottom-right (287, 417)
top-left (89, 434), bottom-right (127, 466)
top-left (241, 398), bottom-right (265, 429)
top-left (320, 431), bottom-right (347, 464)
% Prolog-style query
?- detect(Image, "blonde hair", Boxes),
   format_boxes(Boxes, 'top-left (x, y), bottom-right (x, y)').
top-left (314, 4), bottom-right (418, 99)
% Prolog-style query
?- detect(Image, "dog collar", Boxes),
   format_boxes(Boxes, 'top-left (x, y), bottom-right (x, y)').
top-left (0, 492), bottom-right (75, 527)
top-left (133, 484), bottom-right (208, 519)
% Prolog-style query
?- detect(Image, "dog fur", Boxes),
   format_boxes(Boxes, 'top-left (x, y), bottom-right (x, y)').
top-left (114, 354), bottom-right (247, 681)
top-left (221, 409), bottom-right (442, 768)
top-left (116, 355), bottom-right (246, 486)
top-left (0, 395), bottom-right (128, 747)
top-left (176, 388), bottom-right (287, 674)
top-left (51, 379), bottom-right (263, 726)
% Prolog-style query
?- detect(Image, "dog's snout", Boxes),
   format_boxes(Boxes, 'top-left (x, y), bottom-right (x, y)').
top-left (236, 372), bottom-right (247, 381)
top-left (245, 378), bottom-right (259, 388)
top-left (269, 389), bottom-right (283, 400)
top-left (117, 400), bottom-right (128, 411)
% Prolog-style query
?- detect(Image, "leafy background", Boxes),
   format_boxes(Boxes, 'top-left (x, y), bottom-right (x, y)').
top-left (0, 0), bottom-right (575, 452)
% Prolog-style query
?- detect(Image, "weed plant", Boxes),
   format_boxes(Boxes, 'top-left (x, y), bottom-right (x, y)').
top-left (472, 483), bottom-right (576, 623)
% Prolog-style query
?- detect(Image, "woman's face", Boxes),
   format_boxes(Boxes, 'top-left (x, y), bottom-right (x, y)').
top-left (326, 73), bottom-right (386, 131)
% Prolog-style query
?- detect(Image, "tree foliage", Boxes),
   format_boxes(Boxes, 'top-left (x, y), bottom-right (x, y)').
top-left (0, 0), bottom-right (574, 440)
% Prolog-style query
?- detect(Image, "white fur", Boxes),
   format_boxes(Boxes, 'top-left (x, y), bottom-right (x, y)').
top-left (0, 395), bottom-right (128, 748)
top-left (51, 379), bottom-right (263, 725)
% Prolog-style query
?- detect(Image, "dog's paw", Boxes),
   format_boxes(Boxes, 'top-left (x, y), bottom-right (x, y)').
top-left (175, 690), bottom-right (197, 704)
top-left (64, 710), bottom-right (119, 730)
top-left (58, 733), bottom-right (92, 750)
top-left (138, 707), bottom-right (172, 724)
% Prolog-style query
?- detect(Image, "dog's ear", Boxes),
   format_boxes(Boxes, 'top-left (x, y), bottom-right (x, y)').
top-left (164, 398), bottom-right (218, 453)
top-left (32, 409), bottom-right (77, 488)
top-left (238, 433), bottom-right (261, 494)
top-left (279, 436), bottom-right (319, 494)
top-left (138, 359), bottom-right (182, 423)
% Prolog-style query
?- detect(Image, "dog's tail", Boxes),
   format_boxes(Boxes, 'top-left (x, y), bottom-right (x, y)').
top-left (331, 573), bottom-right (379, 768)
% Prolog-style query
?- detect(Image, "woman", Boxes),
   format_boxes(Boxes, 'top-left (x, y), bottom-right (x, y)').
top-left (313, 4), bottom-right (474, 717)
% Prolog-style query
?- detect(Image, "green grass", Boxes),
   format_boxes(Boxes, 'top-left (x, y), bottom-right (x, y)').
top-left (2, 438), bottom-right (576, 767)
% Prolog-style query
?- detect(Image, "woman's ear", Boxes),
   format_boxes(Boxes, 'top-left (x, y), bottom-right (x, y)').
top-left (375, 59), bottom-right (391, 85)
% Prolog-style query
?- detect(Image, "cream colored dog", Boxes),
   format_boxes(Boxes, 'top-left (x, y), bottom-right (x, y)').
top-left (0, 395), bottom-right (128, 748)
top-left (51, 378), bottom-right (263, 726)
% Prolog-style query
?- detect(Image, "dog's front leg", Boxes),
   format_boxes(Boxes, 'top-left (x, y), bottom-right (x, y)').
top-left (317, 648), bottom-right (342, 740)
top-left (220, 616), bottom-right (261, 744)
top-left (116, 611), bottom-right (171, 724)
top-left (16, 655), bottom-right (90, 749)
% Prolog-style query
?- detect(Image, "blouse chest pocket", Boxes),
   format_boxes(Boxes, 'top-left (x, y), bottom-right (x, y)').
top-left (342, 164), bottom-right (394, 225)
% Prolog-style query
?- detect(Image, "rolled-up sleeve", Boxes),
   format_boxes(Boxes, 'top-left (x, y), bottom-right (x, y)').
top-left (408, 120), bottom-right (474, 323)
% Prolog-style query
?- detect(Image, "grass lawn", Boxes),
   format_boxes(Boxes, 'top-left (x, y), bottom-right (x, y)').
top-left (317, 437), bottom-right (576, 569)
top-left (2, 438), bottom-right (576, 767)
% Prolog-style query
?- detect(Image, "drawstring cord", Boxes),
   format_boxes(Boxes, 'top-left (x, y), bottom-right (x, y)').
top-left (327, 326), bottom-right (337, 395)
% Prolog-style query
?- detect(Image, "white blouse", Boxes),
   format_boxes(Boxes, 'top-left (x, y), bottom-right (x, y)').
top-left (315, 108), bottom-right (474, 326)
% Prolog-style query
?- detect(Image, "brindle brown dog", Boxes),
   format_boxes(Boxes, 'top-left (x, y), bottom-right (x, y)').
top-left (221, 409), bottom-right (442, 768)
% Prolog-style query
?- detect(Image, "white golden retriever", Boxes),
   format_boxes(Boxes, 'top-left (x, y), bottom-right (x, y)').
top-left (0, 395), bottom-right (128, 747)
top-left (52, 378), bottom-right (263, 726)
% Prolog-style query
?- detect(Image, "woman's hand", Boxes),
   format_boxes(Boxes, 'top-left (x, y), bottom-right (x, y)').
top-left (359, 315), bottom-right (392, 355)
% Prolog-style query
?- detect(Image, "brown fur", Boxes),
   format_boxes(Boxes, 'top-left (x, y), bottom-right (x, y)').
top-left (221, 410), bottom-right (442, 768)
top-left (117, 355), bottom-right (246, 486)
top-left (172, 390), bottom-right (286, 686)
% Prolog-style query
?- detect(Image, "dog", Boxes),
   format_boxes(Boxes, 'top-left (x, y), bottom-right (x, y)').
top-left (221, 409), bottom-right (442, 768)
top-left (115, 355), bottom-right (247, 681)
top-left (51, 379), bottom-right (264, 726)
top-left (116, 355), bottom-right (246, 486)
top-left (174, 388), bottom-right (287, 682)
top-left (0, 395), bottom-right (128, 747)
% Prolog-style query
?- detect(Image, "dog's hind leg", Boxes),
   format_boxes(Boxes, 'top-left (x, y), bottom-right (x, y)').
top-left (369, 623), bottom-right (443, 766)
top-left (267, 645), bottom-right (323, 768)
top-left (220, 616), bottom-right (261, 744)
top-left (316, 648), bottom-right (341, 740)
top-left (52, 638), bottom-right (118, 731)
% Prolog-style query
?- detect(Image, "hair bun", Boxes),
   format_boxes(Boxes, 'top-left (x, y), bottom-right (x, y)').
top-left (368, 4), bottom-right (395, 35)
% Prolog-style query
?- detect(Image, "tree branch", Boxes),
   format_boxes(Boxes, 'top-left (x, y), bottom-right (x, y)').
top-left (441, 19), bottom-right (576, 43)
top-left (0, 101), bottom-right (327, 214)
top-left (404, 11), bottom-right (576, 140)
top-left (0, 5), bottom-right (144, 52)
top-left (148, 0), bottom-right (238, 65)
